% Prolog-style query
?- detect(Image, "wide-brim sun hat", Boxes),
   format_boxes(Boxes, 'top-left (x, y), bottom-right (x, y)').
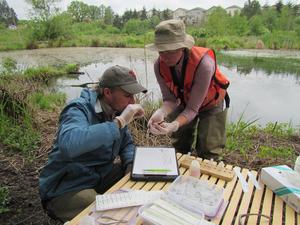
top-left (146, 19), bottom-right (195, 52)
top-left (99, 65), bottom-right (147, 95)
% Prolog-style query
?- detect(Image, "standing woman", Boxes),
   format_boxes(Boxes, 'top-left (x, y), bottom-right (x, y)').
top-left (147, 19), bottom-right (230, 160)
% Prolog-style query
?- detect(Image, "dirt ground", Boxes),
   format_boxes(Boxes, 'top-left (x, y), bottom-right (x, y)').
top-left (0, 115), bottom-right (299, 225)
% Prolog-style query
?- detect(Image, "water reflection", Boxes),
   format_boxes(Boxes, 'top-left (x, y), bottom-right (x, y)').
top-left (0, 47), bottom-right (299, 126)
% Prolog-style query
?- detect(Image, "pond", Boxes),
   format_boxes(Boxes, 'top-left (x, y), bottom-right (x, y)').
top-left (0, 47), bottom-right (300, 126)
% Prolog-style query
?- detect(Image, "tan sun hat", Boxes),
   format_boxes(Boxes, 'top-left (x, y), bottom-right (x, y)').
top-left (146, 19), bottom-right (195, 52)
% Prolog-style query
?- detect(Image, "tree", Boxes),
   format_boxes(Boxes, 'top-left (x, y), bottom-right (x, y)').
top-left (104, 6), bottom-right (114, 25)
top-left (26, 0), bottom-right (71, 41)
top-left (249, 15), bottom-right (265, 35)
top-left (113, 14), bottom-right (123, 29)
top-left (122, 9), bottom-right (133, 24)
top-left (275, 0), bottom-right (283, 13)
top-left (26, 0), bottom-right (61, 21)
top-left (99, 4), bottom-right (106, 19)
top-left (276, 6), bottom-right (295, 31)
top-left (229, 14), bottom-right (249, 36)
top-left (88, 5), bottom-right (101, 20)
top-left (67, 1), bottom-right (89, 22)
top-left (161, 9), bottom-right (173, 20)
top-left (123, 19), bottom-right (150, 35)
top-left (204, 7), bottom-right (230, 36)
top-left (261, 7), bottom-right (277, 32)
top-left (0, 0), bottom-right (18, 26)
top-left (140, 7), bottom-right (147, 20)
top-left (241, 0), bottom-right (261, 19)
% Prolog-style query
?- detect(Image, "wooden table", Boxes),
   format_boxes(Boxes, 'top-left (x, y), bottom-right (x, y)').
top-left (68, 153), bottom-right (300, 225)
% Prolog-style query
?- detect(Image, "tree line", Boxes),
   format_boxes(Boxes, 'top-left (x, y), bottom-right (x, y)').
top-left (0, 0), bottom-right (299, 49)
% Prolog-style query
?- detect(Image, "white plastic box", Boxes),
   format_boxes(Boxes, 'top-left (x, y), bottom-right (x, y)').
top-left (260, 165), bottom-right (300, 213)
top-left (166, 175), bottom-right (224, 218)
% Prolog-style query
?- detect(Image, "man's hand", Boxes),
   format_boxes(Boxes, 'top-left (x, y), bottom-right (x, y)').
top-left (115, 104), bottom-right (144, 128)
top-left (149, 121), bottom-right (179, 135)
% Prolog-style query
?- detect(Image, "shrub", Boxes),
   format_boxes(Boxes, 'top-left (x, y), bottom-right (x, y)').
top-left (123, 19), bottom-right (150, 35)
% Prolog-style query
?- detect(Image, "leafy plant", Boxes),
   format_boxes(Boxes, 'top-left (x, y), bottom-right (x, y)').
top-left (258, 146), bottom-right (295, 159)
top-left (264, 122), bottom-right (294, 138)
top-left (0, 186), bottom-right (9, 214)
top-left (1, 57), bottom-right (17, 74)
top-left (28, 92), bottom-right (66, 111)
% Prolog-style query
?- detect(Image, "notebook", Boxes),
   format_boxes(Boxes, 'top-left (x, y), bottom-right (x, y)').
top-left (95, 190), bottom-right (163, 211)
top-left (131, 147), bottom-right (179, 181)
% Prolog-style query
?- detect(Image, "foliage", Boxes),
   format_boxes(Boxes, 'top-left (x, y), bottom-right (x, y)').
top-left (0, 100), bottom-right (41, 156)
top-left (204, 7), bottom-right (230, 36)
top-left (28, 13), bottom-right (72, 41)
top-left (228, 15), bottom-right (249, 36)
top-left (26, 0), bottom-right (61, 21)
top-left (0, 64), bottom-right (72, 157)
top-left (0, 0), bottom-right (18, 26)
top-left (263, 122), bottom-right (295, 138)
top-left (27, 92), bottom-right (66, 111)
top-left (1, 1), bottom-right (300, 50)
top-left (241, 0), bottom-right (261, 19)
top-left (123, 19), bottom-right (150, 35)
top-left (0, 186), bottom-right (9, 214)
top-left (104, 6), bottom-right (114, 25)
top-left (64, 63), bottom-right (79, 74)
top-left (67, 1), bottom-right (105, 22)
top-left (258, 146), bottom-right (295, 159)
top-left (1, 57), bottom-right (17, 74)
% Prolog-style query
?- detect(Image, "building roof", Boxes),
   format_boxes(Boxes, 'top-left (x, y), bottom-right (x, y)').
top-left (174, 8), bottom-right (187, 12)
top-left (225, 5), bottom-right (242, 10)
top-left (188, 7), bottom-right (206, 12)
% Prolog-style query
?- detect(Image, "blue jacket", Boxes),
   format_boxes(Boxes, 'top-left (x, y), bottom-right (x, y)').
top-left (39, 89), bottom-right (135, 201)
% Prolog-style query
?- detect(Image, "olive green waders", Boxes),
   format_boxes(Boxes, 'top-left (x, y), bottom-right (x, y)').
top-left (169, 101), bottom-right (227, 160)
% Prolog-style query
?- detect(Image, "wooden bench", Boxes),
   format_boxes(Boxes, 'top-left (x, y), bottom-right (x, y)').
top-left (68, 153), bottom-right (300, 225)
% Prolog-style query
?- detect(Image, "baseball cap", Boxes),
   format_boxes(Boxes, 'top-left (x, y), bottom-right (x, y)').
top-left (99, 65), bottom-right (147, 94)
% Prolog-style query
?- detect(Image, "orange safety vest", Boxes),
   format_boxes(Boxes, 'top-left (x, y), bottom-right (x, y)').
top-left (159, 46), bottom-right (230, 112)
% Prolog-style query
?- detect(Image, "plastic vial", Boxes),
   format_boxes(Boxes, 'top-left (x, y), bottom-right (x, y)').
top-left (189, 159), bottom-right (201, 178)
top-left (294, 156), bottom-right (300, 173)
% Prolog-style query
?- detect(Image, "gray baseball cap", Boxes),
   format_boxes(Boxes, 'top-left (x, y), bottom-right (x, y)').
top-left (99, 65), bottom-right (147, 94)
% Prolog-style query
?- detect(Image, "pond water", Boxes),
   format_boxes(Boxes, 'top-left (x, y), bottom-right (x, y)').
top-left (0, 47), bottom-right (300, 126)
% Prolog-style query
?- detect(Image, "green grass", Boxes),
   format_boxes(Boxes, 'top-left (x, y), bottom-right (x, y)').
top-left (0, 186), bottom-right (9, 214)
top-left (258, 145), bottom-right (295, 159)
top-left (0, 100), bottom-right (41, 157)
top-left (28, 92), bottom-right (66, 111)
top-left (0, 63), bottom-right (71, 158)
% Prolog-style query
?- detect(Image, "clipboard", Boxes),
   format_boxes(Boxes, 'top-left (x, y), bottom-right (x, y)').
top-left (130, 147), bottom-right (179, 181)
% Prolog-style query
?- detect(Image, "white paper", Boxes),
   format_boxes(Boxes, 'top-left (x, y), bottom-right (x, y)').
top-left (132, 147), bottom-right (178, 175)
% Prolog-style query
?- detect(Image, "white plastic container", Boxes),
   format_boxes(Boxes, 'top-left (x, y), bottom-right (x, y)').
top-left (165, 175), bottom-right (224, 218)
top-left (189, 159), bottom-right (201, 178)
top-left (138, 199), bottom-right (207, 225)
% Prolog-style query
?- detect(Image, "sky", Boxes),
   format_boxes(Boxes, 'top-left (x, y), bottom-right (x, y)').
top-left (7, 0), bottom-right (299, 19)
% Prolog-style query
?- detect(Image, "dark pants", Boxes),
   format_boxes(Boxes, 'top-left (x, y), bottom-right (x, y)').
top-left (45, 162), bottom-right (124, 222)
top-left (169, 101), bottom-right (227, 160)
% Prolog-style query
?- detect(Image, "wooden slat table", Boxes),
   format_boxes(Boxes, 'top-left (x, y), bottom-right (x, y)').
top-left (68, 153), bottom-right (300, 225)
